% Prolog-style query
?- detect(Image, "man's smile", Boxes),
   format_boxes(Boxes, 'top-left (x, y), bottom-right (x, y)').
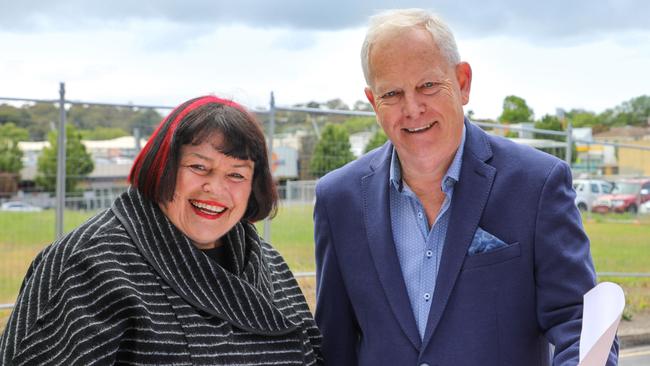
top-left (402, 122), bottom-right (436, 133)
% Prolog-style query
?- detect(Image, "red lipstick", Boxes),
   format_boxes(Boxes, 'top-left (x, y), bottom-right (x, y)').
top-left (189, 199), bottom-right (227, 220)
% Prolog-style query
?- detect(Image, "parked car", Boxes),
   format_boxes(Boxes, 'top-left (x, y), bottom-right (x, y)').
top-left (572, 179), bottom-right (613, 212)
top-left (0, 201), bottom-right (43, 212)
top-left (640, 200), bottom-right (650, 215)
top-left (591, 178), bottom-right (650, 214)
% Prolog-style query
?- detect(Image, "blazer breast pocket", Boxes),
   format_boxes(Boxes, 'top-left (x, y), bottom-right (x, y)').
top-left (462, 242), bottom-right (521, 271)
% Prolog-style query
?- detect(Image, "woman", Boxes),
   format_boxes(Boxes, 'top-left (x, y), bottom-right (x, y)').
top-left (0, 96), bottom-right (322, 365)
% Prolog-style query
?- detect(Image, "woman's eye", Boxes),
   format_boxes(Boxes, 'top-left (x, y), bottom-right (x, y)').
top-left (228, 173), bottom-right (246, 181)
top-left (187, 164), bottom-right (208, 174)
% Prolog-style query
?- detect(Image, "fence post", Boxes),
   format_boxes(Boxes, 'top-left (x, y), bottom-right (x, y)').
top-left (308, 113), bottom-right (320, 139)
top-left (263, 91), bottom-right (275, 241)
top-left (565, 120), bottom-right (573, 165)
top-left (55, 82), bottom-right (67, 239)
top-left (286, 180), bottom-right (293, 201)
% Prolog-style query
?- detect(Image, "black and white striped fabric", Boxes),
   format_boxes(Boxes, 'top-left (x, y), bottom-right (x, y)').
top-left (0, 188), bottom-right (322, 365)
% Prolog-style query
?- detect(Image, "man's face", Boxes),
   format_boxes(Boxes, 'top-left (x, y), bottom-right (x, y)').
top-left (365, 27), bottom-right (472, 169)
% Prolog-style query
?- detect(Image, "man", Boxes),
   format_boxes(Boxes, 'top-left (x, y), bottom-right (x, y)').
top-left (313, 8), bottom-right (618, 366)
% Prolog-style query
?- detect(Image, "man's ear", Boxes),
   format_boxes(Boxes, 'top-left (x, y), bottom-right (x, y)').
top-left (456, 62), bottom-right (472, 105)
top-left (365, 87), bottom-right (378, 111)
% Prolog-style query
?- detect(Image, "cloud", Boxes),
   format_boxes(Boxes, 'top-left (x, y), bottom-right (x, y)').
top-left (444, 1), bottom-right (650, 44)
top-left (3, 0), bottom-right (649, 43)
top-left (271, 31), bottom-right (319, 51)
top-left (2, 0), bottom-right (649, 121)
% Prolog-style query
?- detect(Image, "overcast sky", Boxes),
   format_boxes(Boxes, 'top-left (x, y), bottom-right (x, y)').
top-left (1, 0), bottom-right (649, 120)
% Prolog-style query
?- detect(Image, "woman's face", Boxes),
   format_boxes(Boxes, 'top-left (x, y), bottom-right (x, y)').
top-left (159, 135), bottom-right (254, 249)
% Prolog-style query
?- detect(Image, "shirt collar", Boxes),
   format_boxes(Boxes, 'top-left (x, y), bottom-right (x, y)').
top-left (390, 124), bottom-right (466, 192)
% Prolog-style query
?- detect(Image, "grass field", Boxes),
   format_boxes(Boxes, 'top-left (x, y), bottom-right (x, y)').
top-left (1, 206), bottom-right (649, 331)
top-left (584, 215), bottom-right (650, 317)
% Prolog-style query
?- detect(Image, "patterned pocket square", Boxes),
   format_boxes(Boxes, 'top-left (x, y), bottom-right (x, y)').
top-left (468, 227), bottom-right (508, 255)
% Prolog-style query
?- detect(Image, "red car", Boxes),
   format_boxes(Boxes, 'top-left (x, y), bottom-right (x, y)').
top-left (591, 178), bottom-right (650, 214)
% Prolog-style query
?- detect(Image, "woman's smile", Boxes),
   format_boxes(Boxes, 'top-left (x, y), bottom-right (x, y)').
top-left (189, 199), bottom-right (227, 220)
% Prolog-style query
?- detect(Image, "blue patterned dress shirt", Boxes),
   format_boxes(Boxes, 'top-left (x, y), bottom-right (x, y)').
top-left (389, 126), bottom-right (466, 339)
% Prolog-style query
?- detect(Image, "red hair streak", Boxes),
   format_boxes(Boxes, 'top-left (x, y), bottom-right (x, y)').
top-left (129, 96), bottom-right (248, 193)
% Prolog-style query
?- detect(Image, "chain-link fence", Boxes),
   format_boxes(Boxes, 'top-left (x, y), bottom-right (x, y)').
top-left (1, 84), bottom-right (650, 321)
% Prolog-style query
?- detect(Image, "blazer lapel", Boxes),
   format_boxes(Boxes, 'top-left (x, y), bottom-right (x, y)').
top-left (421, 121), bottom-right (496, 348)
top-left (362, 143), bottom-right (422, 350)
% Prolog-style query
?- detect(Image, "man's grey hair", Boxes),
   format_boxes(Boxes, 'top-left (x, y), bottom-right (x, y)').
top-left (361, 8), bottom-right (461, 87)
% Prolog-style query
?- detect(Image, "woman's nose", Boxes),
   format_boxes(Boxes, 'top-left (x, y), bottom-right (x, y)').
top-left (201, 177), bottom-right (227, 194)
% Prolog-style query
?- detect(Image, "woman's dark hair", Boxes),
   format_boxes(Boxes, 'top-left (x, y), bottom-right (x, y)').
top-left (129, 96), bottom-right (277, 221)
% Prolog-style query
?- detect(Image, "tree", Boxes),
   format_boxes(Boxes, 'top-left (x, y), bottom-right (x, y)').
top-left (364, 130), bottom-right (388, 153)
top-left (80, 127), bottom-right (128, 140)
top-left (0, 123), bottom-right (29, 173)
top-left (342, 116), bottom-right (376, 134)
top-left (498, 95), bottom-right (533, 124)
top-left (66, 104), bottom-right (162, 138)
top-left (25, 103), bottom-right (58, 140)
top-left (601, 95), bottom-right (650, 127)
top-left (0, 103), bottom-right (164, 142)
top-left (534, 115), bottom-right (564, 142)
top-left (324, 98), bottom-right (350, 111)
top-left (130, 109), bottom-right (163, 136)
top-left (534, 115), bottom-right (576, 162)
top-left (310, 124), bottom-right (355, 177)
top-left (36, 124), bottom-right (94, 193)
top-left (353, 100), bottom-right (373, 112)
top-left (0, 105), bottom-right (29, 127)
top-left (565, 109), bottom-right (602, 127)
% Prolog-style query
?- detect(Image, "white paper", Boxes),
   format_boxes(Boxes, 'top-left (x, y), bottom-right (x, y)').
top-left (578, 282), bottom-right (625, 366)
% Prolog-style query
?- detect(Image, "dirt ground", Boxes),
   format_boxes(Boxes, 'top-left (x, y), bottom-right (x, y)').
top-left (297, 276), bottom-right (317, 313)
top-left (620, 311), bottom-right (650, 336)
top-left (296, 276), bottom-right (650, 341)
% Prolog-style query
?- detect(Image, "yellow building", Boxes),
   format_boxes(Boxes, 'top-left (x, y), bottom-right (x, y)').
top-left (615, 139), bottom-right (650, 176)
top-left (594, 126), bottom-right (650, 177)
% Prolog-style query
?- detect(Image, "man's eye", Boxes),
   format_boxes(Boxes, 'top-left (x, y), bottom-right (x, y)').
top-left (381, 90), bottom-right (399, 99)
top-left (421, 82), bottom-right (441, 95)
top-left (379, 91), bottom-right (401, 105)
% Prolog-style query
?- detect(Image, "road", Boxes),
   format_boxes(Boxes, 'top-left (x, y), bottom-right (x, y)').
top-left (620, 346), bottom-right (650, 366)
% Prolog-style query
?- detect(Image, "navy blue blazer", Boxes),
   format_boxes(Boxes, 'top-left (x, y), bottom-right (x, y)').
top-left (314, 120), bottom-right (618, 366)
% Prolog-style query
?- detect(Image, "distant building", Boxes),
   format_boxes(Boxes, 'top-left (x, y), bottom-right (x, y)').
top-left (270, 146), bottom-right (298, 180)
top-left (506, 137), bottom-right (567, 159)
top-left (594, 126), bottom-right (650, 176)
top-left (509, 122), bottom-right (535, 139)
top-left (572, 127), bottom-right (612, 176)
top-left (349, 131), bottom-right (373, 158)
top-left (18, 136), bottom-right (147, 197)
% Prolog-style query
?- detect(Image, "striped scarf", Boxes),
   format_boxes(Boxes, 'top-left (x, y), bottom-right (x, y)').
top-left (1, 188), bottom-right (322, 365)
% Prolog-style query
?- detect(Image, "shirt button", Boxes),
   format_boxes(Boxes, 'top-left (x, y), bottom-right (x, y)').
top-left (420, 363), bottom-right (430, 366)
top-left (423, 293), bottom-right (431, 301)
top-left (426, 250), bottom-right (433, 258)
top-left (417, 212), bottom-right (423, 219)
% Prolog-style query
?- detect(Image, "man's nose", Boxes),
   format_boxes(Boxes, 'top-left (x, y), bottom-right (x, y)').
top-left (402, 93), bottom-right (425, 119)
